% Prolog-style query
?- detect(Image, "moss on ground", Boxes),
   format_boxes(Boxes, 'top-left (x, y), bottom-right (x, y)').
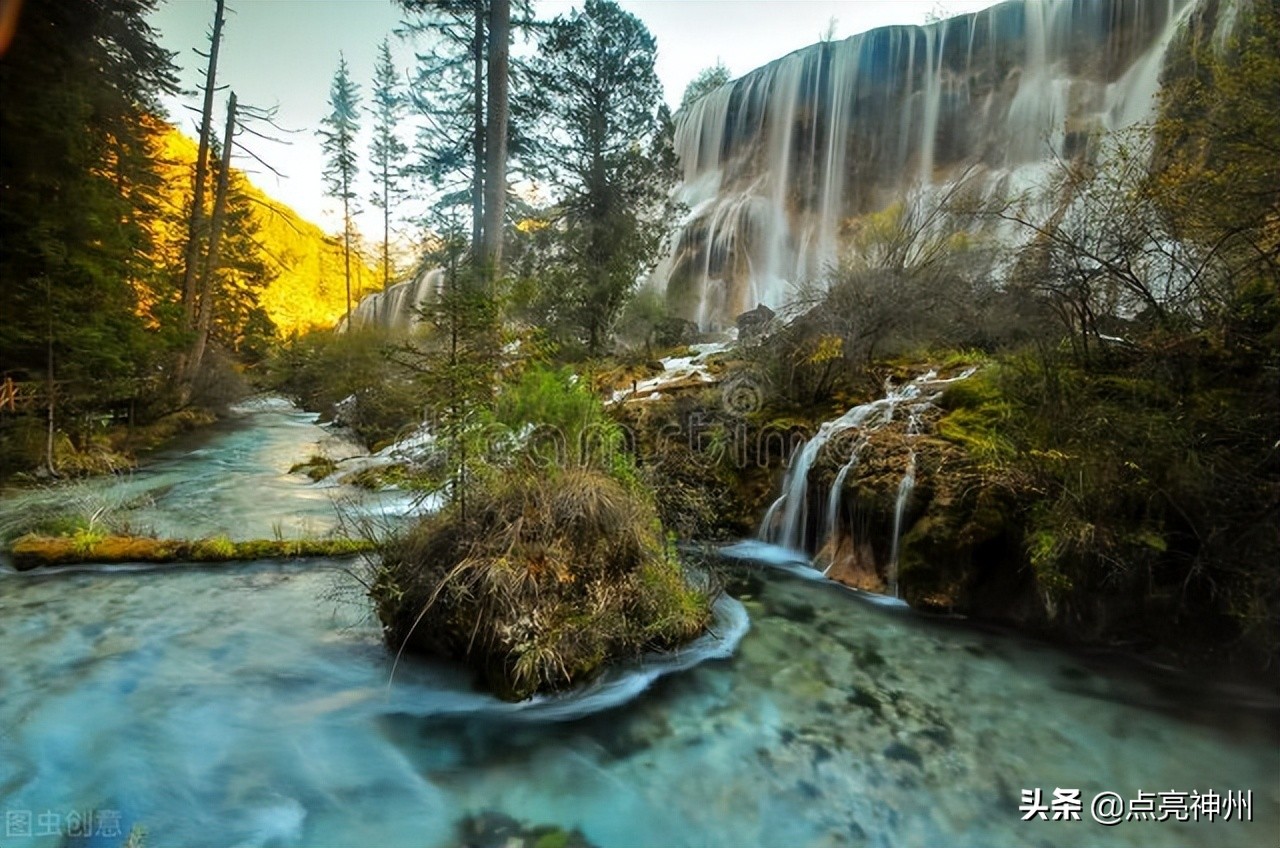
top-left (8, 533), bottom-right (373, 570)
top-left (288, 454), bottom-right (338, 481)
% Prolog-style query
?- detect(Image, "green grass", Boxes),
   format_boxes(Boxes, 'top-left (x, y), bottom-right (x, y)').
top-left (288, 454), bottom-right (338, 481)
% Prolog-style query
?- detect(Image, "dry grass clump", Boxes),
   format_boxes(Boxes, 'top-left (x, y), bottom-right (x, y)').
top-left (371, 467), bottom-right (715, 701)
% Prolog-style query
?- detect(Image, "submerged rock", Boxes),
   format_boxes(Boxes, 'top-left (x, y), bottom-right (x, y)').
top-left (455, 812), bottom-right (597, 848)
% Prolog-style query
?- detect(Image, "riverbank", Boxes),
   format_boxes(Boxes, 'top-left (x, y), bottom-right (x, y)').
top-left (604, 337), bottom-right (1279, 682)
top-left (0, 406), bottom-right (219, 483)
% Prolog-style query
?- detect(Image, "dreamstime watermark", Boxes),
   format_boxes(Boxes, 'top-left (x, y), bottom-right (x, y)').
top-left (5, 808), bottom-right (123, 839)
top-left (400, 375), bottom-right (835, 473)
top-left (1018, 788), bottom-right (1254, 825)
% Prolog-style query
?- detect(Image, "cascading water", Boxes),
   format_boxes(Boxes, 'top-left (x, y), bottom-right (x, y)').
top-left (888, 453), bottom-right (917, 597)
top-left (759, 390), bottom-right (903, 552)
top-left (822, 435), bottom-right (867, 562)
top-left (886, 402), bottom-right (932, 595)
top-left (760, 369), bottom-right (976, 589)
top-left (2, 389), bottom-right (1276, 848)
top-left (339, 267), bottom-right (444, 332)
top-left (658, 0), bottom-right (1197, 328)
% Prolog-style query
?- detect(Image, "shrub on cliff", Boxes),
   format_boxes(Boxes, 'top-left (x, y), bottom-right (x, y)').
top-left (910, 349), bottom-right (1280, 667)
top-left (370, 467), bottom-right (714, 700)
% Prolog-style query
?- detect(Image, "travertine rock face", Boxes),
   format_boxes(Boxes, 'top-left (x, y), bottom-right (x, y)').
top-left (658, 0), bottom-right (1195, 328)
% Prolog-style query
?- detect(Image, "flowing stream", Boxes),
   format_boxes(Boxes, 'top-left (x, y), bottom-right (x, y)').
top-left (0, 400), bottom-right (1275, 847)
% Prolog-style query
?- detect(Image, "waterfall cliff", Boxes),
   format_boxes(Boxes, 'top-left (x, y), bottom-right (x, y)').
top-left (658, 0), bottom-right (1195, 329)
top-left (339, 267), bottom-right (444, 332)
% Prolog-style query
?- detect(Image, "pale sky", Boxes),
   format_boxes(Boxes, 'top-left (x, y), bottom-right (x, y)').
top-left (149, 0), bottom-right (1003, 241)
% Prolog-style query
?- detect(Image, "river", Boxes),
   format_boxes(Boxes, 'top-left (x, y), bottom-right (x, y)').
top-left (0, 400), bottom-right (1275, 847)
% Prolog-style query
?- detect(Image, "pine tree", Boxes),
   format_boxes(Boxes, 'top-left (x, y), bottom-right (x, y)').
top-left (400, 1), bottom-right (487, 246)
top-left (319, 54), bottom-right (362, 327)
top-left (0, 0), bottom-right (179, 469)
top-left (527, 0), bottom-right (678, 354)
top-left (679, 61), bottom-right (730, 111)
top-left (399, 0), bottom-right (529, 268)
top-left (482, 0), bottom-right (511, 274)
top-left (369, 39), bottom-right (408, 292)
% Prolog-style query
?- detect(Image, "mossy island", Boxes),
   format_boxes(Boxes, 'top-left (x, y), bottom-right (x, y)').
top-left (370, 465), bottom-right (715, 701)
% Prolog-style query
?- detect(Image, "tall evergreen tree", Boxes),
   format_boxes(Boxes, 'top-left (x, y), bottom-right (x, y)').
top-left (180, 0), bottom-right (226, 334)
top-left (319, 53), bottom-right (362, 326)
top-left (0, 0), bottom-right (179, 468)
top-left (369, 39), bottom-right (408, 292)
top-left (482, 0), bottom-right (511, 274)
top-left (400, 1), bottom-right (487, 246)
top-left (527, 0), bottom-right (677, 353)
top-left (399, 0), bottom-right (529, 267)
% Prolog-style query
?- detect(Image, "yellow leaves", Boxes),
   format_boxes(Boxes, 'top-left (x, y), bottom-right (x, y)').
top-left (807, 334), bottom-right (844, 365)
top-left (944, 230), bottom-right (972, 252)
top-left (861, 201), bottom-right (906, 240)
top-left (515, 217), bottom-right (549, 234)
top-left (140, 121), bottom-right (380, 337)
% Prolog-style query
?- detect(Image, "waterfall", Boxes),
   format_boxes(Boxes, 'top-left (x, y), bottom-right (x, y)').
top-left (823, 436), bottom-right (866, 554)
top-left (659, 0), bottom-right (1197, 329)
top-left (338, 267), bottom-right (445, 333)
top-left (760, 368), bottom-right (977, 587)
top-left (761, 371), bottom-right (938, 552)
top-left (888, 452), bottom-right (917, 598)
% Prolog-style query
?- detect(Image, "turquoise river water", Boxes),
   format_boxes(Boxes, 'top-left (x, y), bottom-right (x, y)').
top-left (0, 400), bottom-right (1275, 847)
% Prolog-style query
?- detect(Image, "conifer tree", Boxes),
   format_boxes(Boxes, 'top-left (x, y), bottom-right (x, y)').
top-left (369, 39), bottom-right (408, 292)
top-left (319, 54), bottom-right (363, 326)
top-left (527, 0), bottom-right (677, 353)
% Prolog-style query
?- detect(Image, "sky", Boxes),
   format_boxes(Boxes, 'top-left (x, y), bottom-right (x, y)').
top-left (148, 0), bottom-right (1003, 240)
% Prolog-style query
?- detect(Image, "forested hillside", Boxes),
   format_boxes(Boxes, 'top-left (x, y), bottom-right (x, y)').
top-left (151, 127), bottom-right (381, 339)
top-left (0, 0), bottom-right (377, 477)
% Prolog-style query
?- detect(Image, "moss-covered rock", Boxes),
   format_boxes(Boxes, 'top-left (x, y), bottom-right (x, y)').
top-left (370, 468), bottom-right (715, 701)
top-left (8, 533), bottom-right (374, 570)
top-left (288, 454), bottom-right (338, 481)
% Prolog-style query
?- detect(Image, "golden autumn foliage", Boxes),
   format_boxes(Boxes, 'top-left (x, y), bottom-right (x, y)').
top-left (145, 121), bottom-right (381, 337)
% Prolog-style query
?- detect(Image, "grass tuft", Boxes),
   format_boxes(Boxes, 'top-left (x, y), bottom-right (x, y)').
top-left (370, 467), bottom-right (715, 701)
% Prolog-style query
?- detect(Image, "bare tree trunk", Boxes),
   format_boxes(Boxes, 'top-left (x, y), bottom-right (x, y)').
top-left (471, 4), bottom-right (485, 251)
top-left (343, 189), bottom-right (353, 327)
top-left (382, 165), bottom-right (391, 291)
top-left (483, 0), bottom-right (510, 279)
top-left (44, 277), bottom-right (56, 478)
top-left (180, 0), bottom-right (225, 330)
top-left (190, 92), bottom-right (237, 382)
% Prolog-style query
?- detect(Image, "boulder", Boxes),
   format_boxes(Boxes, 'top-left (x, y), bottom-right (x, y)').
top-left (735, 303), bottom-right (776, 339)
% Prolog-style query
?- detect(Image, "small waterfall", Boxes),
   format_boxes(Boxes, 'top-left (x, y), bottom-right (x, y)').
top-left (888, 452), bottom-right (917, 597)
top-left (761, 371), bottom-right (941, 552)
top-left (823, 436), bottom-right (867, 553)
top-left (760, 368), bottom-right (977, 587)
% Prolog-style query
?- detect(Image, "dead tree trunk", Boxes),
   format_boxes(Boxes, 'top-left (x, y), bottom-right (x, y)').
top-left (189, 92), bottom-right (237, 382)
top-left (482, 0), bottom-right (510, 278)
top-left (180, 0), bottom-right (226, 330)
